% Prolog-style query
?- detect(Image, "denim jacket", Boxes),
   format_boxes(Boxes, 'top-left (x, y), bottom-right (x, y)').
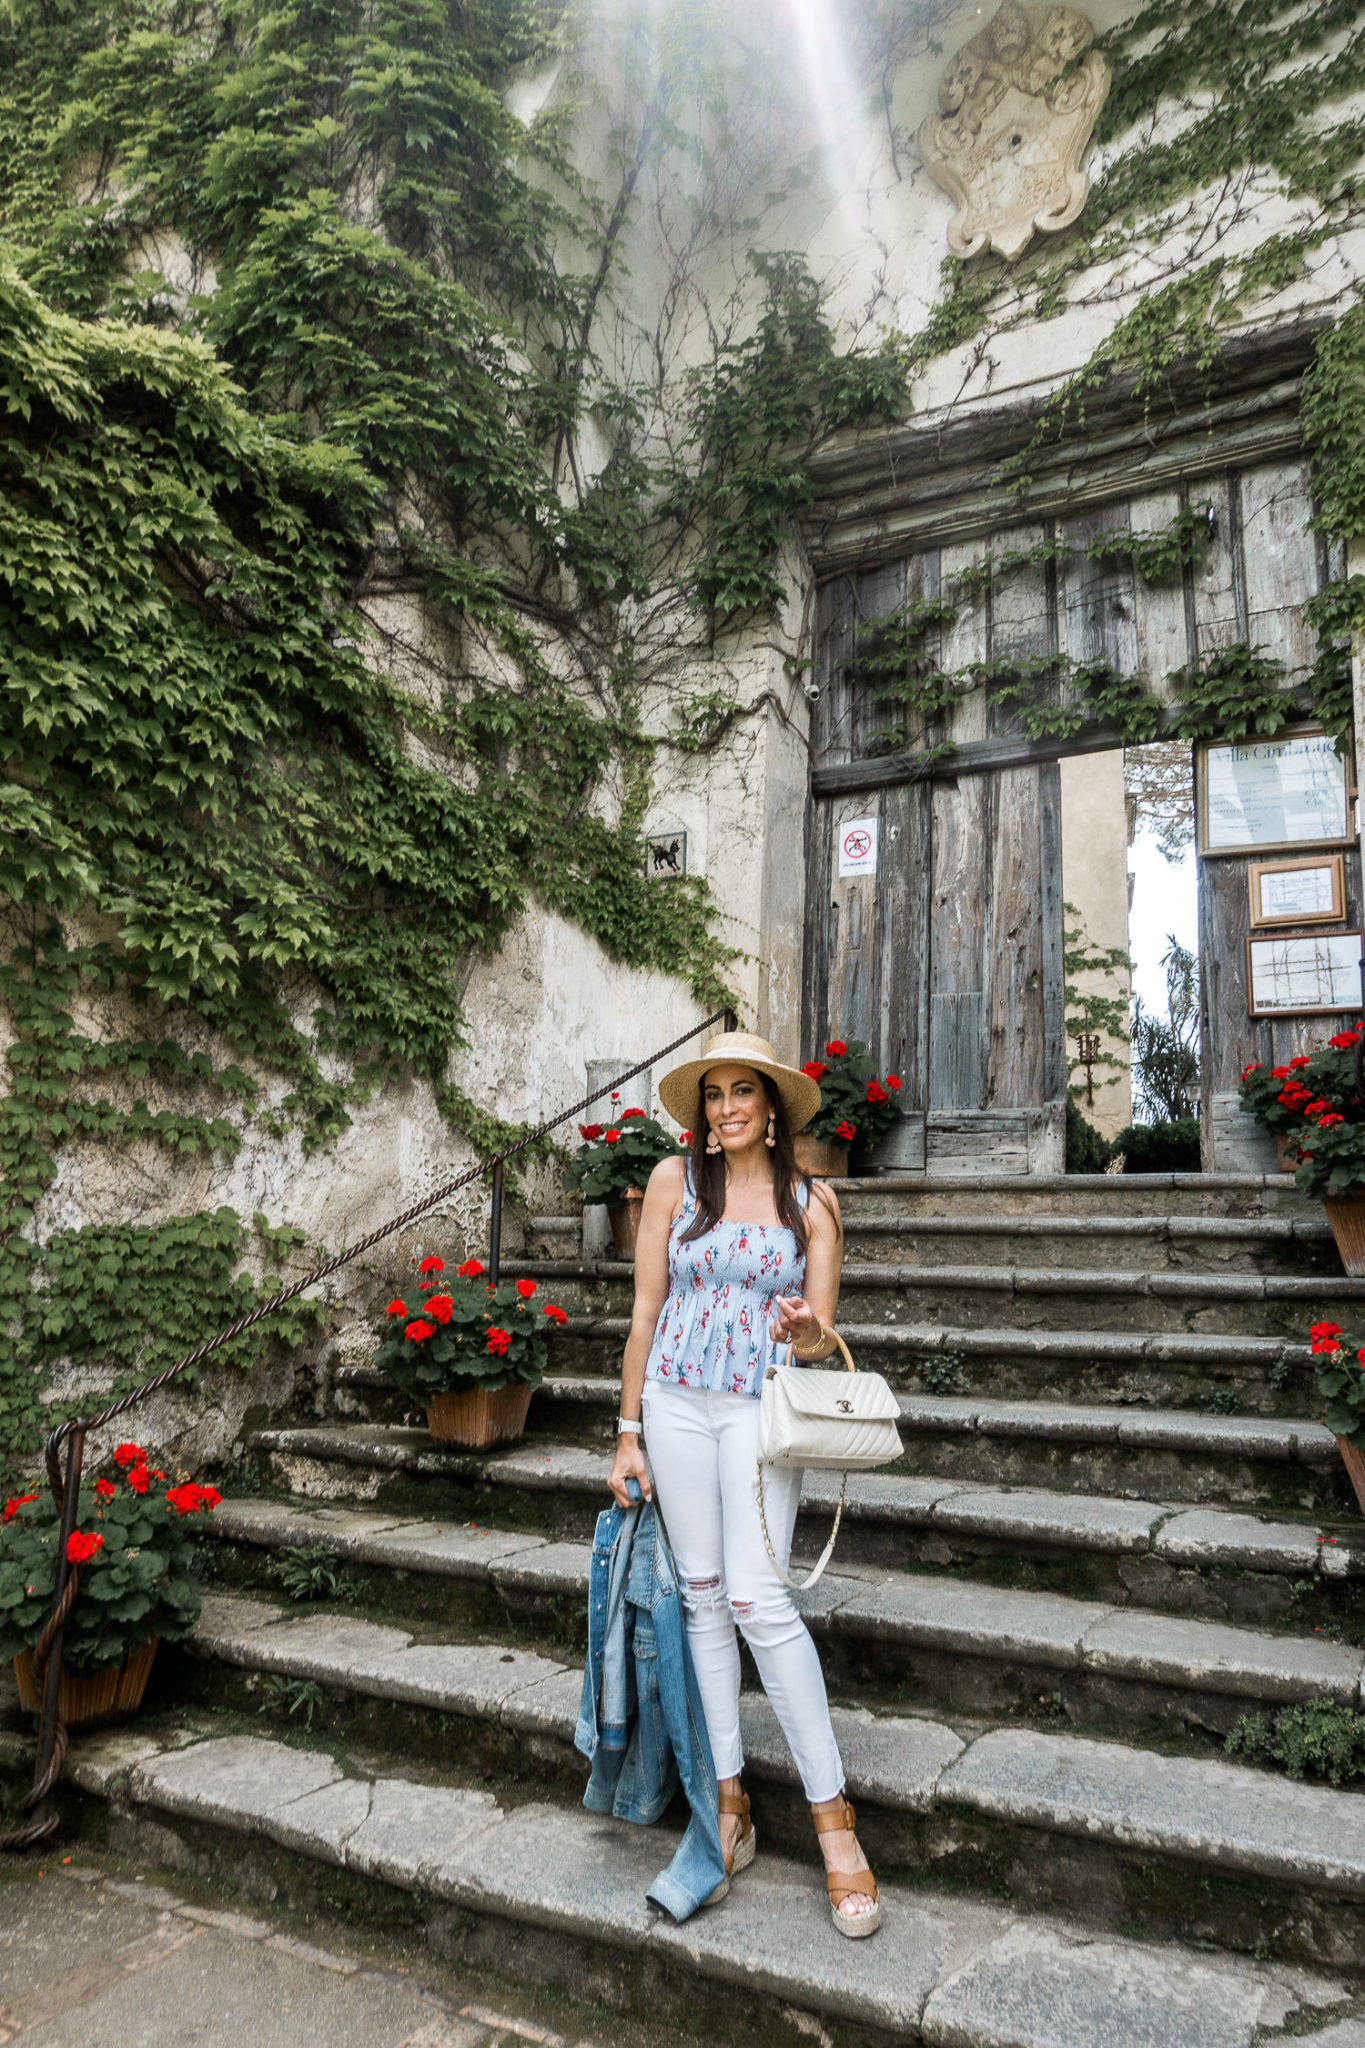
top-left (575, 1490), bottom-right (727, 1921)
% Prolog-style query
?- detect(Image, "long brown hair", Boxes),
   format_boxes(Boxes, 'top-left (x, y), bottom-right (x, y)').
top-left (679, 1071), bottom-right (820, 1253)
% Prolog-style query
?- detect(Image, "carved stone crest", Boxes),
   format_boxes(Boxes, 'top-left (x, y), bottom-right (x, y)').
top-left (918, 4), bottom-right (1110, 262)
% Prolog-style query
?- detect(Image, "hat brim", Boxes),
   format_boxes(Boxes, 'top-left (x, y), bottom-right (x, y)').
top-left (658, 1042), bottom-right (822, 1133)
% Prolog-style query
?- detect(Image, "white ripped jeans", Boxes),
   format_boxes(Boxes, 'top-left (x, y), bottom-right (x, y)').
top-left (640, 1379), bottom-right (845, 1803)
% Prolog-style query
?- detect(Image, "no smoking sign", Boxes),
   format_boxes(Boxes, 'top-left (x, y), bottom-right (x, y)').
top-left (837, 816), bottom-right (878, 878)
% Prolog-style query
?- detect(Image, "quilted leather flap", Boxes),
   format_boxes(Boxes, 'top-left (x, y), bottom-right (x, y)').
top-left (767, 1366), bottom-right (901, 1423)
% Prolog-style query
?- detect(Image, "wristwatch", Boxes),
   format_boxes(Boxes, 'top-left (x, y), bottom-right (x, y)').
top-left (616, 1416), bottom-right (643, 1435)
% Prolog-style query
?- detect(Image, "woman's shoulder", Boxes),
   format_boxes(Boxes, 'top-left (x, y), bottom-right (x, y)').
top-left (806, 1177), bottom-right (842, 1231)
top-left (647, 1154), bottom-right (688, 1195)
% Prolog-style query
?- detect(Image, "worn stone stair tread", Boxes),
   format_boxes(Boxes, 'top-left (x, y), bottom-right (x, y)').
top-left (338, 1364), bottom-right (1340, 1466)
top-left (938, 1728), bottom-right (1365, 1893)
top-left (210, 1495), bottom-right (1365, 1705)
top-left (502, 1257), bottom-right (1361, 1303)
top-left (58, 1724), bottom-right (1342, 2045)
top-left (549, 1316), bottom-right (1316, 1364)
top-left (249, 1423), bottom-right (1358, 1573)
top-left (184, 1593), bottom-right (1365, 1897)
top-left (842, 1214), bottom-right (1335, 1242)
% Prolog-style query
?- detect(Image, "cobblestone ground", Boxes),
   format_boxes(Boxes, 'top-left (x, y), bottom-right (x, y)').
top-left (0, 1853), bottom-right (620, 2048)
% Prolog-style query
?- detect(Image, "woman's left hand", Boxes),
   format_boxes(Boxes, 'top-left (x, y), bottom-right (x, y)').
top-left (770, 1293), bottom-right (820, 1347)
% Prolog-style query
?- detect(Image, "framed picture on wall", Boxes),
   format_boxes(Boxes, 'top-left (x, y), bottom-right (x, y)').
top-left (1248, 854), bottom-right (1346, 929)
top-left (1246, 930), bottom-right (1363, 1016)
top-left (1198, 728), bottom-right (1352, 855)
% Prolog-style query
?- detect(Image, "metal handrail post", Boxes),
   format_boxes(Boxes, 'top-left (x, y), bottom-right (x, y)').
top-left (488, 1158), bottom-right (505, 1284)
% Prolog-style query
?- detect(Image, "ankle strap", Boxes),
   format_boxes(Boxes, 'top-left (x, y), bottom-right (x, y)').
top-left (812, 1796), bottom-right (855, 1835)
top-left (718, 1787), bottom-right (750, 1818)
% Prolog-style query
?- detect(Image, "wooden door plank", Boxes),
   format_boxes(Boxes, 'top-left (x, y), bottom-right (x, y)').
top-left (988, 522), bottom-right (1054, 740)
top-left (939, 538), bottom-right (990, 747)
top-left (1189, 473), bottom-right (1241, 659)
top-left (826, 794), bottom-right (882, 1051)
top-left (929, 774), bottom-right (991, 1109)
top-left (812, 573), bottom-right (857, 767)
top-left (876, 778), bottom-right (930, 1108)
top-left (987, 763), bottom-right (1046, 1107)
top-left (1126, 487), bottom-right (1192, 703)
top-left (1239, 457), bottom-right (1320, 680)
top-left (849, 558), bottom-right (907, 760)
top-left (801, 797), bottom-right (834, 1058)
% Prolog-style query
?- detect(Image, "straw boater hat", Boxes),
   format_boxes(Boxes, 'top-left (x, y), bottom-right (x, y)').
top-left (658, 1030), bottom-right (822, 1133)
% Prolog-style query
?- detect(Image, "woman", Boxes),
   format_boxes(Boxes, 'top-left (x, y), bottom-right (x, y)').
top-left (606, 1029), bottom-right (880, 1936)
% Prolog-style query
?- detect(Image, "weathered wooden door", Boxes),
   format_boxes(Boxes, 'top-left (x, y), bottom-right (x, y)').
top-left (802, 550), bottom-right (1068, 1172)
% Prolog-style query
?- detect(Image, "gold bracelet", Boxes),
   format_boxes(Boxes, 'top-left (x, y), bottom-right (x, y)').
top-left (793, 1318), bottom-right (827, 1359)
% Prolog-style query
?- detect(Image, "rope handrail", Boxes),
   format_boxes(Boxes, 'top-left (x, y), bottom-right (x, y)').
top-left (2, 1005), bottom-right (731, 1850)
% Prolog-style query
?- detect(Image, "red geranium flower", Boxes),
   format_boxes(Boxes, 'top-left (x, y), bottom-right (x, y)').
top-left (620, 1107), bottom-right (645, 1120)
top-left (680, 1131), bottom-right (691, 1146)
top-left (801, 1061), bottom-right (828, 1080)
top-left (826, 1040), bottom-right (848, 1058)
top-left (66, 1531), bottom-right (103, 1565)
top-left (866, 1081), bottom-right (888, 1104)
top-left (1241, 1063), bottom-right (1262, 1080)
top-left (1318, 1111), bottom-right (1345, 1127)
top-left (516, 1278), bottom-right (537, 1298)
top-left (418, 1255), bottom-right (444, 1274)
top-left (405, 1319), bottom-right (435, 1343)
top-left (386, 1298), bottom-right (407, 1318)
top-left (2, 1494), bottom-right (38, 1525)
top-left (113, 1443), bottom-right (144, 1468)
top-left (836, 1119), bottom-right (857, 1140)
top-left (1310, 1321), bottom-right (1343, 1352)
top-left (1330, 1031), bottom-right (1362, 1049)
top-left (164, 1483), bottom-right (222, 1517)
top-left (543, 1304), bottom-right (567, 1325)
top-left (886, 1075), bottom-right (901, 1090)
top-left (458, 1259), bottom-right (485, 1278)
top-left (579, 1124), bottom-right (603, 1141)
top-left (125, 1463), bottom-right (150, 1494)
top-left (486, 1326), bottom-right (512, 1357)
top-left (426, 1294), bottom-right (453, 1324)
top-left (604, 1129), bottom-right (621, 1144)
top-left (94, 1479), bottom-right (116, 1501)
top-left (1269, 1066), bottom-right (1291, 1080)
top-left (1289, 1055), bottom-right (1312, 1068)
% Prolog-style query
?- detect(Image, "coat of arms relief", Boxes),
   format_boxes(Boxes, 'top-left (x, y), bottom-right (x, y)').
top-left (918, 4), bottom-right (1111, 262)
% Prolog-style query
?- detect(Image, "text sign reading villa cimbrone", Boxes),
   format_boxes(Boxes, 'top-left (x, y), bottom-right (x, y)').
top-left (1197, 730), bottom-right (1351, 855)
top-left (838, 818), bottom-right (879, 878)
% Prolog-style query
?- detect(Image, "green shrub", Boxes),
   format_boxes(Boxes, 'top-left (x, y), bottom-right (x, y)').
top-left (1065, 1099), bottom-right (1113, 1174)
top-left (1112, 1118), bottom-right (1202, 1173)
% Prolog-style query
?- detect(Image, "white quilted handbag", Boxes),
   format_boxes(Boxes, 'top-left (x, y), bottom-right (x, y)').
top-left (756, 1329), bottom-right (902, 1590)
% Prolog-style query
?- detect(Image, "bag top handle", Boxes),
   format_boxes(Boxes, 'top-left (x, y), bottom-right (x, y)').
top-left (782, 1326), bottom-right (855, 1373)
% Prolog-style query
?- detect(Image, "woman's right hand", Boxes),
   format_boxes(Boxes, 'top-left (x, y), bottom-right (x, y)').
top-left (608, 1434), bottom-right (651, 1508)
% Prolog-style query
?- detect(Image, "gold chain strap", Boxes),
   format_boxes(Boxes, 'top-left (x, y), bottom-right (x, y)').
top-left (755, 1460), bottom-right (849, 1592)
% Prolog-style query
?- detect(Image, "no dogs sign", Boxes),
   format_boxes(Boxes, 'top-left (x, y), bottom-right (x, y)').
top-left (837, 817), bottom-right (878, 878)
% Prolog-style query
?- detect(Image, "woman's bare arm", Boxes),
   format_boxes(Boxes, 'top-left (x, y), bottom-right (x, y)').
top-left (606, 1154), bottom-right (683, 1505)
top-left (770, 1181), bottom-right (843, 1358)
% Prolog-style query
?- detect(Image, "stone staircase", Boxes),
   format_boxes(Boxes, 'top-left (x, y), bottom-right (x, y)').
top-left (10, 1170), bottom-right (1365, 2045)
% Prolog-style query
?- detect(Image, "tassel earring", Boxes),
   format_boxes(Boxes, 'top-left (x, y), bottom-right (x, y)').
top-left (705, 1127), bottom-right (722, 1155)
top-left (765, 1115), bottom-right (776, 1149)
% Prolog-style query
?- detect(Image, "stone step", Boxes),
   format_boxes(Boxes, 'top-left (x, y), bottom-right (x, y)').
top-left (827, 1174), bottom-right (1320, 1221)
top-left (530, 1212), bottom-right (1338, 1275)
top-left (331, 1368), bottom-right (1352, 1514)
top-left (501, 1259), bottom-right (1354, 1338)
top-left (53, 1722), bottom-right (1350, 2044)
top-left (208, 1492), bottom-right (1365, 1742)
top-left (160, 1589), bottom-right (1365, 1966)
top-left (543, 1316), bottom-right (1318, 1412)
top-left (247, 1421), bottom-right (1364, 1629)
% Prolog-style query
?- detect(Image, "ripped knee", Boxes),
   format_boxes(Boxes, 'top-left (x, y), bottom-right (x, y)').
top-left (681, 1572), bottom-right (730, 1616)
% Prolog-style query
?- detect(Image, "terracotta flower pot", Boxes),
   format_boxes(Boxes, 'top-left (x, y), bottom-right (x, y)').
top-left (794, 1132), bottom-right (850, 1178)
top-left (1324, 1190), bottom-right (1365, 1276)
top-left (426, 1382), bottom-right (533, 1449)
top-left (13, 1635), bottom-right (159, 1729)
top-left (1275, 1132), bottom-right (1302, 1175)
top-left (607, 1188), bottom-right (645, 1258)
top-left (1337, 1434), bottom-right (1365, 1519)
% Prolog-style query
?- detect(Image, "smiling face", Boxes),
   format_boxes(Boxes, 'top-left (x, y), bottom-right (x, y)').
top-left (701, 1063), bottom-right (771, 1160)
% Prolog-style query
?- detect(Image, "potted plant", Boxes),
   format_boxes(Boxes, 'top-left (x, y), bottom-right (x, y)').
top-left (1241, 1026), bottom-right (1365, 1270)
top-left (795, 1040), bottom-right (903, 1177)
top-left (562, 1100), bottom-right (687, 1256)
top-left (0, 1445), bottom-right (220, 1728)
top-left (374, 1255), bottom-right (567, 1447)
top-left (1307, 1320), bottom-right (1365, 1516)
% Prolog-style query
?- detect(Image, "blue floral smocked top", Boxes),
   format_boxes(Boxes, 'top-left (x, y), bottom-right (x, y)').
top-left (643, 1164), bottom-right (808, 1399)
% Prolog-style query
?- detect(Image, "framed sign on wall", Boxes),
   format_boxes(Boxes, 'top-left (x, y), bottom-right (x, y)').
top-left (1198, 729), bottom-right (1352, 856)
top-left (1248, 853), bottom-right (1346, 929)
top-left (1246, 930), bottom-right (1363, 1017)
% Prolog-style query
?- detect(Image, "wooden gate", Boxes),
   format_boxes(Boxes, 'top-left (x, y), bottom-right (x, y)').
top-left (802, 438), bottom-right (1354, 1175)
